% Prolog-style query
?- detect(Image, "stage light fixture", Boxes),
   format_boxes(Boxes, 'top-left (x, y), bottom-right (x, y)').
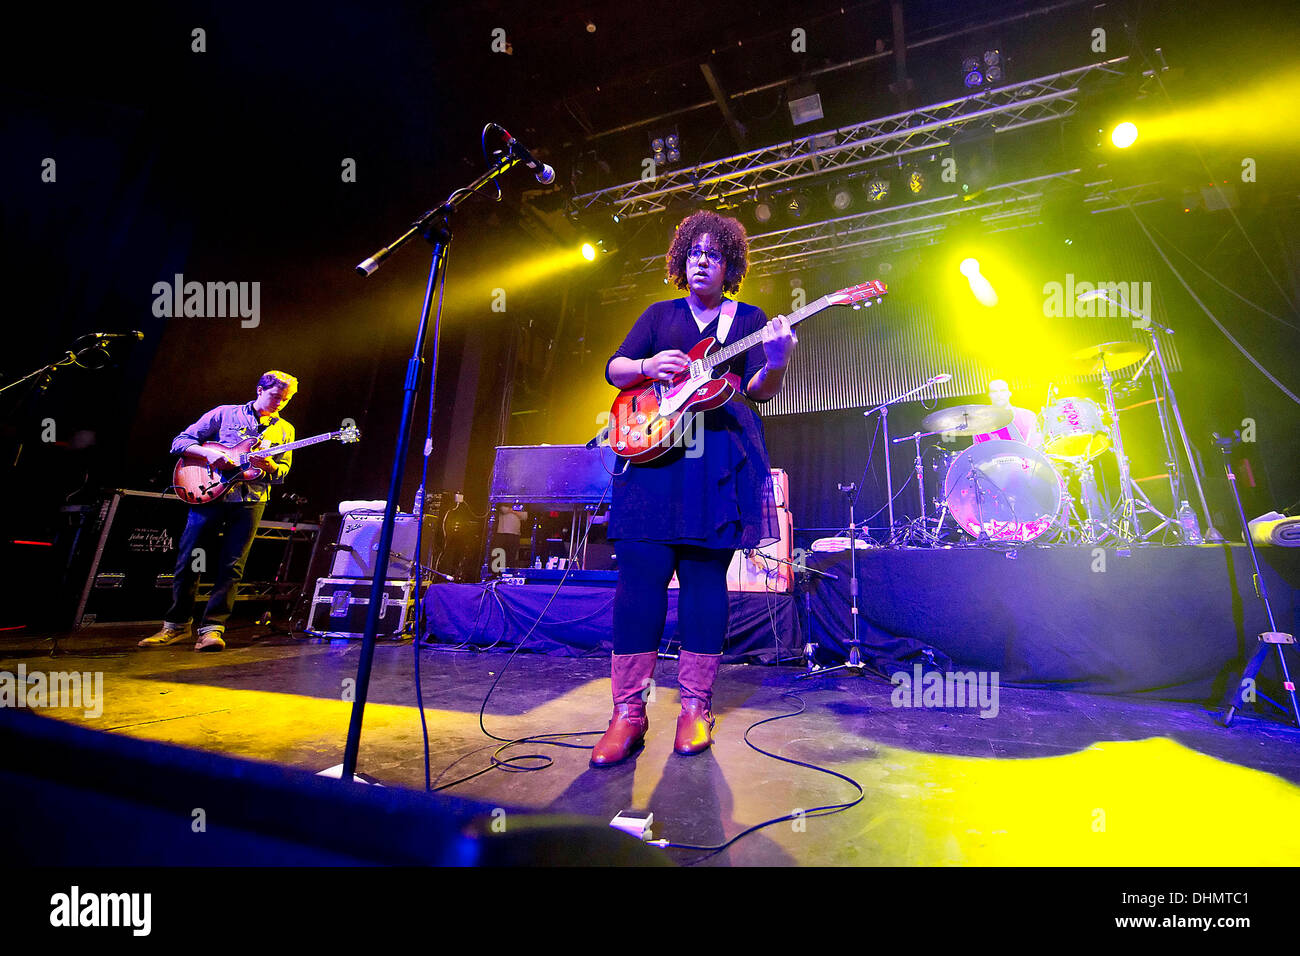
top-left (785, 191), bottom-right (811, 220)
top-left (866, 175), bottom-right (891, 203)
top-left (961, 49), bottom-right (1004, 89)
top-left (905, 166), bottom-right (927, 195)
top-left (830, 185), bottom-right (855, 212)
top-left (1111, 121), bottom-right (1139, 148)
top-left (648, 127), bottom-right (681, 167)
top-left (983, 50), bottom-right (1003, 85)
top-left (753, 200), bottom-right (774, 224)
top-left (581, 243), bottom-right (597, 261)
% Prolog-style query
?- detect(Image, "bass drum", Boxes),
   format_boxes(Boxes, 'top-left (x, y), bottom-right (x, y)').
top-left (942, 439), bottom-right (1062, 542)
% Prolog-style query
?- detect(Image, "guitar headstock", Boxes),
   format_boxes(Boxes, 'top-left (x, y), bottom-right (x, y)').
top-left (827, 280), bottom-right (888, 309)
top-left (338, 424), bottom-right (362, 444)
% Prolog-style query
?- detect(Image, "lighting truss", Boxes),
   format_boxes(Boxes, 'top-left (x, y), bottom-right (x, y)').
top-left (597, 171), bottom-right (1165, 305)
top-left (567, 57), bottom-right (1132, 223)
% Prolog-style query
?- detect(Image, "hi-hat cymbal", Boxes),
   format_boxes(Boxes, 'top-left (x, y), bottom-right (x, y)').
top-left (921, 404), bottom-right (1013, 436)
top-left (1068, 341), bottom-right (1148, 374)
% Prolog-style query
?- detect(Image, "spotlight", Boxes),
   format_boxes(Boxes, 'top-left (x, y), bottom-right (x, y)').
top-left (648, 127), bottom-right (682, 167)
top-left (959, 257), bottom-right (981, 278)
top-left (829, 185), bottom-right (855, 212)
top-left (983, 49), bottom-right (1003, 85)
top-left (961, 49), bottom-right (1004, 89)
top-left (904, 166), bottom-right (927, 195)
top-left (1111, 121), bottom-right (1139, 148)
top-left (785, 191), bottom-right (811, 220)
top-left (753, 200), bottom-right (774, 224)
top-left (866, 174), bottom-right (891, 203)
top-left (581, 243), bottom-right (597, 262)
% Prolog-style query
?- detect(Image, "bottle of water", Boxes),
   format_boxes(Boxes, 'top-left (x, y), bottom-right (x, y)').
top-left (413, 486), bottom-right (425, 517)
top-left (1177, 500), bottom-right (1203, 545)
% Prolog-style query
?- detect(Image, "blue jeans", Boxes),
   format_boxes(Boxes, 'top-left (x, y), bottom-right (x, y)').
top-left (165, 500), bottom-right (265, 630)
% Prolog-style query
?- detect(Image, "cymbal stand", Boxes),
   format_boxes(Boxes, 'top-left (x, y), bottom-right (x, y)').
top-left (1091, 290), bottom-right (1223, 542)
top-left (1097, 360), bottom-right (1142, 540)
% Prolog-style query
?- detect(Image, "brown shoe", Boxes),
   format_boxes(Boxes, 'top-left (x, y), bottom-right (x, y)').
top-left (590, 651), bottom-right (657, 767)
top-left (674, 651), bottom-right (721, 755)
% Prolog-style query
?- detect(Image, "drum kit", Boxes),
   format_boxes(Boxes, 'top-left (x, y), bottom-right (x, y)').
top-left (908, 341), bottom-right (1179, 546)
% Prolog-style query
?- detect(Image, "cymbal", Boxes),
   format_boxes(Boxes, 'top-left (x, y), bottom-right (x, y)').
top-left (921, 404), bottom-right (1013, 436)
top-left (1068, 341), bottom-right (1148, 374)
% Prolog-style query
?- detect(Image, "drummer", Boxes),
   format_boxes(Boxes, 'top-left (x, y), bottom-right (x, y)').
top-left (973, 379), bottom-right (1042, 448)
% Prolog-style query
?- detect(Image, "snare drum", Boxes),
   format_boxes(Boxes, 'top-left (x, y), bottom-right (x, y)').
top-left (1041, 397), bottom-right (1110, 460)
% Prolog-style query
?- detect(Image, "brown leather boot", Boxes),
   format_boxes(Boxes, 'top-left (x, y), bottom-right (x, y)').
top-left (674, 650), bottom-right (722, 755)
top-left (590, 651), bottom-right (657, 767)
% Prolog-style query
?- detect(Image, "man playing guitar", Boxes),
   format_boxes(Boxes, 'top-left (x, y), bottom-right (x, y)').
top-left (139, 371), bottom-right (297, 651)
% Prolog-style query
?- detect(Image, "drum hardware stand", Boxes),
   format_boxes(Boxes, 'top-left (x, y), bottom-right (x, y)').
top-left (1096, 359), bottom-right (1142, 541)
top-left (801, 482), bottom-right (870, 678)
top-left (1213, 430), bottom-right (1300, 727)
top-left (865, 375), bottom-right (949, 542)
top-left (1083, 290), bottom-right (1223, 543)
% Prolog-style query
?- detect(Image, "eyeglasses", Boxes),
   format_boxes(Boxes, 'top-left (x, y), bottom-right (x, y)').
top-left (688, 246), bottom-right (723, 265)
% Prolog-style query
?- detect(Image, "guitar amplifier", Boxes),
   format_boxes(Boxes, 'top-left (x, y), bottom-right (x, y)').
top-left (305, 577), bottom-right (414, 639)
top-left (330, 512), bottom-right (435, 579)
top-left (668, 469), bottom-right (795, 593)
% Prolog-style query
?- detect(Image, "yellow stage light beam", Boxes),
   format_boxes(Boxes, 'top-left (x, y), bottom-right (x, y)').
top-left (1133, 67), bottom-right (1300, 146)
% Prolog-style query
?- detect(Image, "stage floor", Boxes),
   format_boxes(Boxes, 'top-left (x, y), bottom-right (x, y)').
top-left (5, 621), bottom-right (1300, 865)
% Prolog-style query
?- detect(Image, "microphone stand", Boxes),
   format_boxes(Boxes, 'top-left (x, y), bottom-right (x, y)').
top-left (865, 377), bottom-right (946, 545)
top-left (1214, 430), bottom-right (1299, 727)
top-left (339, 142), bottom-right (528, 784)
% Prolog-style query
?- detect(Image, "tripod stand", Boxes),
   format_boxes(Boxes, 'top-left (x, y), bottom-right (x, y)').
top-left (1214, 430), bottom-right (1300, 727)
top-left (801, 482), bottom-right (870, 677)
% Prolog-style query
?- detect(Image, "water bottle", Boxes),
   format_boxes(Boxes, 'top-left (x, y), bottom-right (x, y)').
top-left (1177, 500), bottom-right (1203, 545)
top-left (413, 486), bottom-right (425, 517)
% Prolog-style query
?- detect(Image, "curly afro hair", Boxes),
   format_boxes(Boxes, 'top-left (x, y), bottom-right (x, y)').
top-left (665, 210), bottom-right (749, 294)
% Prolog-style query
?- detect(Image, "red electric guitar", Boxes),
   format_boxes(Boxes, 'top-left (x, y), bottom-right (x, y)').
top-left (172, 424), bottom-right (361, 504)
top-left (607, 281), bottom-right (887, 462)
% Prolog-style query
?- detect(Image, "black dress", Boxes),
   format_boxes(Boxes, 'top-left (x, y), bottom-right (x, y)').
top-left (604, 298), bottom-right (780, 551)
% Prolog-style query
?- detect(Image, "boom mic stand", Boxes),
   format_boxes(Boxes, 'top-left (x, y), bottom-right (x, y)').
top-left (1214, 430), bottom-right (1300, 727)
top-left (864, 375), bottom-right (949, 544)
top-left (338, 129), bottom-right (536, 784)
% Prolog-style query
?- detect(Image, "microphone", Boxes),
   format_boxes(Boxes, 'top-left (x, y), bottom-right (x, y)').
top-left (493, 125), bottom-right (555, 185)
top-left (82, 331), bottom-right (144, 342)
top-left (930, 373), bottom-right (952, 384)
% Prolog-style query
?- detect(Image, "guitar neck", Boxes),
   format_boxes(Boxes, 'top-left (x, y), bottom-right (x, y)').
top-left (703, 297), bottom-right (830, 370)
top-left (254, 431), bottom-right (335, 456)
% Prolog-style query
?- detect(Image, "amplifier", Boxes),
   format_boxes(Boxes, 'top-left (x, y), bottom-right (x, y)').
top-left (305, 577), bottom-right (414, 639)
top-left (330, 512), bottom-right (435, 579)
top-left (488, 444), bottom-right (619, 505)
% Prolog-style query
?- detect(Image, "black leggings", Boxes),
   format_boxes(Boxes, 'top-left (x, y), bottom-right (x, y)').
top-left (612, 541), bottom-right (734, 655)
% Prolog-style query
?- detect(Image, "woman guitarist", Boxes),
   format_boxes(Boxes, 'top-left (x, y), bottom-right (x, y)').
top-left (593, 211), bottom-right (797, 766)
top-left (138, 371), bottom-right (297, 652)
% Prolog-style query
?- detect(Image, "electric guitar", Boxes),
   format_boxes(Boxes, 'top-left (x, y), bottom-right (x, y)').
top-left (607, 281), bottom-right (887, 462)
top-left (172, 424), bottom-right (361, 504)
